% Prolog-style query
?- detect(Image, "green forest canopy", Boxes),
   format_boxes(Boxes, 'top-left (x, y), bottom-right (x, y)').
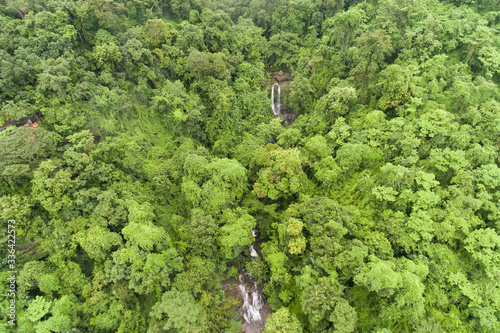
top-left (1, 0), bottom-right (500, 332)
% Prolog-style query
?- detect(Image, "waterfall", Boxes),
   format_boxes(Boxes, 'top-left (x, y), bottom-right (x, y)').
top-left (252, 291), bottom-right (263, 312)
top-left (271, 83), bottom-right (280, 115)
top-left (238, 282), bottom-right (263, 322)
top-left (238, 223), bottom-right (265, 327)
top-left (250, 244), bottom-right (258, 258)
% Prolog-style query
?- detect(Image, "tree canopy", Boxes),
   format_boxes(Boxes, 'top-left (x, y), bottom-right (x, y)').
top-left (1, 0), bottom-right (500, 332)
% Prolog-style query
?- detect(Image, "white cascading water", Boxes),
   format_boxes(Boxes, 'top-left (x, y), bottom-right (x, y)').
top-left (271, 83), bottom-right (280, 115)
top-left (238, 223), bottom-right (264, 326)
top-left (250, 244), bottom-right (258, 258)
top-left (252, 291), bottom-right (264, 311)
top-left (252, 222), bottom-right (259, 238)
top-left (238, 282), bottom-right (262, 323)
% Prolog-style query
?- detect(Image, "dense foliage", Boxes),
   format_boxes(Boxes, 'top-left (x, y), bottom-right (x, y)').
top-left (1, 0), bottom-right (500, 332)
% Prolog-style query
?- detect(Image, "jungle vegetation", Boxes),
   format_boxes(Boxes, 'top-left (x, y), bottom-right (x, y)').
top-left (1, 0), bottom-right (500, 332)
